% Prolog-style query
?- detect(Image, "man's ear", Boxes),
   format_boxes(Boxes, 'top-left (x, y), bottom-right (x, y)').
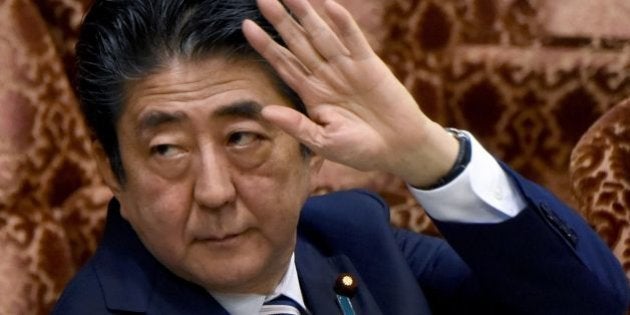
top-left (92, 140), bottom-right (123, 196)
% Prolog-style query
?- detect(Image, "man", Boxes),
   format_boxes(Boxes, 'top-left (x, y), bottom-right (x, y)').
top-left (53, 0), bottom-right (628, 314)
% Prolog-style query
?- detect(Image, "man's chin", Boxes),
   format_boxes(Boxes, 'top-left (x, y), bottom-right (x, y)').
top-left (184, 256), bottom-right (284, 294)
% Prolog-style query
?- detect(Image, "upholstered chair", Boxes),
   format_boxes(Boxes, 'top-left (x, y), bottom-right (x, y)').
top-left (1, 1), bottom-right (629, 314)
top-left (570, 98), bottom-right (630, 279)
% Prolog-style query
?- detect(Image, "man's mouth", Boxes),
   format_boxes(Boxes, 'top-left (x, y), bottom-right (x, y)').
top-left (207, 233), bottom-right (241, 242)
top-left (197, 229), bottom-right (249, 246)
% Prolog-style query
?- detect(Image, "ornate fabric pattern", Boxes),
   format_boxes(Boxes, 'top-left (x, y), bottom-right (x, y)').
top-left (375, 0), bottom-right (630, 234)
top-left (570, 98), bottom-right (630, 278)
top-left (0, 1), bottom-right (108, 314)
top-left (0, 0), bottom-right (629, 314)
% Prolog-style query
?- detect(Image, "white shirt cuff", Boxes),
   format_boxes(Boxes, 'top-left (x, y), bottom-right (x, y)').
top-left (408, 132), bottom-right (527, 223)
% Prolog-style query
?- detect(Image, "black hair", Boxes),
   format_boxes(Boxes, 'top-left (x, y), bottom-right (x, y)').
top-left (76, 0), bottom-right (307, 183)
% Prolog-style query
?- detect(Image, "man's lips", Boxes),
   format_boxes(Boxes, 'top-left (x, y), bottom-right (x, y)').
top-left (205, 233), bottom-right (241, 242)
top-left (196, 229), bottom-right (249, 243)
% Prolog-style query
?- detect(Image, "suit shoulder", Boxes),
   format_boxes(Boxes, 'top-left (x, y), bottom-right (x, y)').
top-left (52, 260), bottom-right (109, 314)
top-left (303, 189), bottom-right (389, 221)
top-left (299, 189), bottom-right (393, 248)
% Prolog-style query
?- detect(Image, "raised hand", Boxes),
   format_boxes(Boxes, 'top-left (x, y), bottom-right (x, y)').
top-left (242, 0), bottom-right (459, 188)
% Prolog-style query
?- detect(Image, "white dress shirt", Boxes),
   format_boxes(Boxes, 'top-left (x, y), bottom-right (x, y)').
top-left (409, 131), bottom-right (527, 223)
top-left (210, 254), bottom-right (308, 314)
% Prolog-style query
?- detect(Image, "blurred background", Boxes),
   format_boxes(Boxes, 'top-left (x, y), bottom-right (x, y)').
top-left (0, 0), bottom-right (628, 314)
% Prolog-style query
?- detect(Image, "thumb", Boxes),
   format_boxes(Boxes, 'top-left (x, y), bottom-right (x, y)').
top-left (262, 105), bottom-right (324, 150)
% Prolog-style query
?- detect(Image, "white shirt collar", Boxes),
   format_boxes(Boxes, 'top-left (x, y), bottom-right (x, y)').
top-left (210, 253), bottom-right (307, 315)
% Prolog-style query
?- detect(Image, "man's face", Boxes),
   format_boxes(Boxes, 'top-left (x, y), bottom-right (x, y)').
top-left (102, 57), bottom-right (320, 294)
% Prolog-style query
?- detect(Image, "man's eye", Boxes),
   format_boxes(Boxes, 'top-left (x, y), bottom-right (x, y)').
top-left (228, 132), bottom-right (260, 147)
top-left (151, 144), bottom-right (182, 158)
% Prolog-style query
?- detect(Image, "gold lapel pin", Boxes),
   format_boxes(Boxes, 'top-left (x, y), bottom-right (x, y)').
top-left (334, 273), bottom-right (357, 315)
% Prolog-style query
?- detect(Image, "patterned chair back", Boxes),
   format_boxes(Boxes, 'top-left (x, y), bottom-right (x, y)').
top-left (1, 1), bottom-right (629, 314)
top-left (570, 98), bottom-right (630, 279)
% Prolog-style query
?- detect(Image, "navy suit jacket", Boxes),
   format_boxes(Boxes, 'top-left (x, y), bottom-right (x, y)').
top-left (53, 168), bottom-right (629, 314)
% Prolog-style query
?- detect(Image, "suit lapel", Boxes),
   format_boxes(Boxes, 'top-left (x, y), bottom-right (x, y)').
top-left (296, 238), bottom-right (384, 315)
top-left (145, 266), bottom-right (229, 315)
top-left (95, 200), bottom-right (229, 315)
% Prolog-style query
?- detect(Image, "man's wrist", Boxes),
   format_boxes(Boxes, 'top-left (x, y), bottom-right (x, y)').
top-left (419, 128), bottom-right (472, 190)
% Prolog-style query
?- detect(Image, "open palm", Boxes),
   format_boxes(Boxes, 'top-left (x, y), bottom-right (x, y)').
top-left (243, 0), bottom-right (458, 187)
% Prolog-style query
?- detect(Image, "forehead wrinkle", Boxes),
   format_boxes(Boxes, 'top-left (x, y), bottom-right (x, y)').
top-left (125, 58), bottom-right (284, 126)
top-left (135, 77), bottom-right (252, 104)
top-left (130, 58), bottom-right (259, 105)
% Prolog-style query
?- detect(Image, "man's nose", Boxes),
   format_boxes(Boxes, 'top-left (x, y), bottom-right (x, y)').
top-left (193, 150), bottom-right (236, 210)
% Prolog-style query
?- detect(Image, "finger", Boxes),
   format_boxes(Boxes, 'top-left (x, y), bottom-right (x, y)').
top-left (324, 0), bottom-right (373, 59)
top-left (261, 105), bottom-right (325, 150)
top-left (282, 0), bottom-right (350, 61)
top-left (243, 20), bottom-right (309, 90)
top-left (256, 0), bottom-right (324, 71)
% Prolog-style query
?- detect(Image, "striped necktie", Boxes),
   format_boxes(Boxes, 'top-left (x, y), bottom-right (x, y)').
top-left (260, 295), bottom-right (306, 315)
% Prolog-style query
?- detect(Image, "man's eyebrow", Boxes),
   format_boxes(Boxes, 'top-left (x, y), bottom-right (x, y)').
top-left (213, 100), bottom-right (264, 120)
top-left (135, 101), bottom-right (265, 136)
top-left (136, 110), bottom-right (188, 135)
